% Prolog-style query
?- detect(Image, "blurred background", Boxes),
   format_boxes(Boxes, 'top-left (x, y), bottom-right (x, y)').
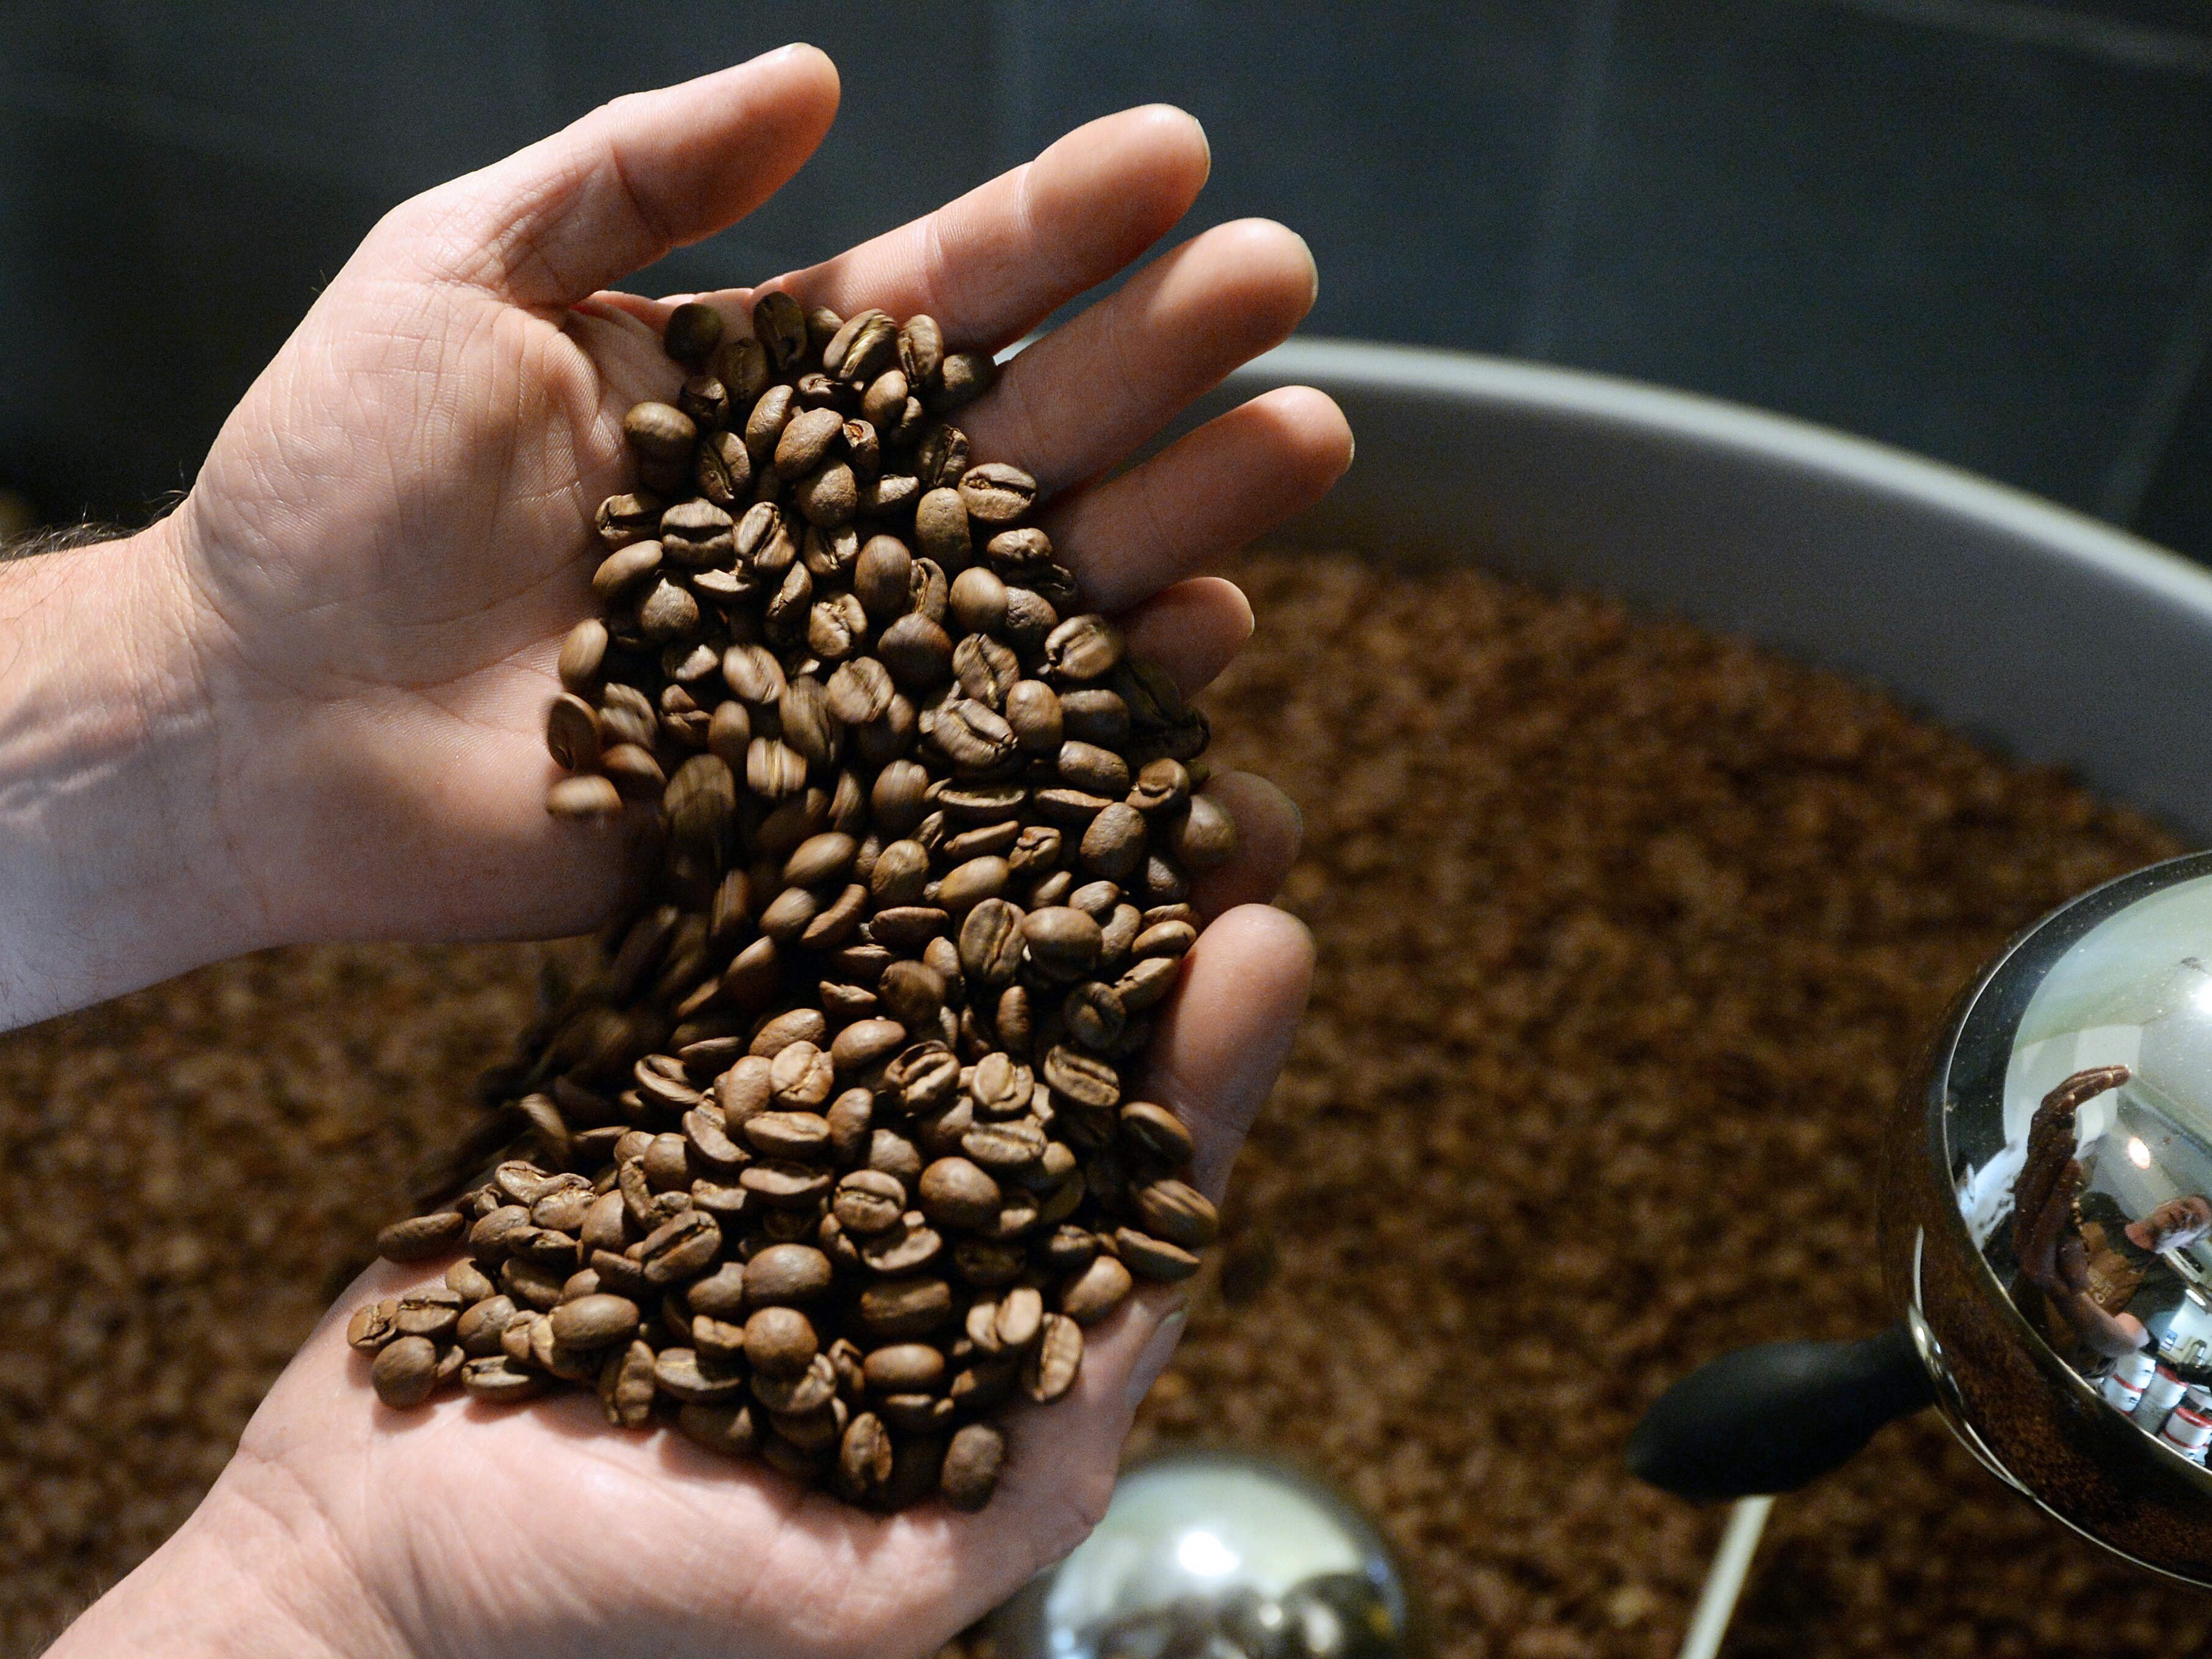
top-left (7, 0), bottom-right (2212, 557)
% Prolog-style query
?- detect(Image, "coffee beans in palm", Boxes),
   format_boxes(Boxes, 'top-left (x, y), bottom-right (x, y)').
top-left (347, 296), bottom-right (1236, 1511)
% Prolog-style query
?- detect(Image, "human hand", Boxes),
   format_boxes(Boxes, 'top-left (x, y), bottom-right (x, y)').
top-left (0, 43), bottom-right (1347, 1025)
top-left (51, 905), bottom-right (1310, 1659)
top-left (37, 42), bottom-right (1340, 1659)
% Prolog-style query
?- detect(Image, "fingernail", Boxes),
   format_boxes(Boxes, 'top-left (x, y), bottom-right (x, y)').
top-left (1125, 1309), bottom-right (1188, 1411)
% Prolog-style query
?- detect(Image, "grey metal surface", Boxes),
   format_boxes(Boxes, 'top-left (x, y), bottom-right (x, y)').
top-left (984, 1448), bottom-right (1415, 1659)
top-left (1204, 339), bottom-right (2212, 841)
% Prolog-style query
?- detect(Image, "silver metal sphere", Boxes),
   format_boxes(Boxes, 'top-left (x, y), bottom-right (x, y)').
top-left (984, 1449), bottom-right (1416, 1659)
top-left (1885, 850), bottom-right (2212, 1582)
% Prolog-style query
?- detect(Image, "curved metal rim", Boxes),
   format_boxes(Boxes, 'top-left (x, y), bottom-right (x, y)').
top-left (1236, 337), bottom-right (2212, 625)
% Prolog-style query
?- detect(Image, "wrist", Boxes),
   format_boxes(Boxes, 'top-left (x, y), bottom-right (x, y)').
top-left (0, 517), bottom-right (263, 1026)
top-left (47, 1456), bottom-right (408, 1659)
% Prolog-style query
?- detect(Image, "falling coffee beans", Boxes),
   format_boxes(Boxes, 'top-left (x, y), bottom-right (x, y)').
top-left (352, 298), bottom-right (1239, 1512)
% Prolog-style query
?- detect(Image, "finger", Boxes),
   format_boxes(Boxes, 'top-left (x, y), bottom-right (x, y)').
top-left (1188, 772), bottom-right (1304, 920)
top-left (1120, 576), bottom-right (1252, 695)
top-left (1050, 387), bottom-right (1354, 614)
top-left (1142, 904), bottom-right (1316, 1199)
top-left (962, 219), bottom-right (1318, 492)
top-left (970, 1289), bottom-right (1187, 1599)
top-left (774, 106), bottom-right (1211, 347)
top-left (968, 906), bottom-right (1314, 1587)
top-left (383, 45), bottom-right (841, 307)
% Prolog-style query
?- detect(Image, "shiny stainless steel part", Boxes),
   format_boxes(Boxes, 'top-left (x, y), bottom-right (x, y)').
top-left (1884, 851), bottom-right (2212, 1585)
top-left (984, 1448), bottom-right (1417, 1659)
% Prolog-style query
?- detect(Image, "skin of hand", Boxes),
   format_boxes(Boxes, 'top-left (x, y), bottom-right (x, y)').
top-left (2011, 1068), bottom-right (2154, 1358)
top-left (31, 44), bottom-right (1346, 1659)
top-left (0, 40), bottom-right (1346, 1031)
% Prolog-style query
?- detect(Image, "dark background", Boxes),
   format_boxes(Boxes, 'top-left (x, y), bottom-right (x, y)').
top-left (8, 0), bottom-right (2212, 558)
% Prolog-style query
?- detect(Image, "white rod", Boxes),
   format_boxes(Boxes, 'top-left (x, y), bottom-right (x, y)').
top-left (1675, 1495), bottom-right (1775, 1659)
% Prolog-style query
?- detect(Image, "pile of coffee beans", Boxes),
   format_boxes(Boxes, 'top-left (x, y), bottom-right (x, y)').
top-left (344, 296), bottom-right (1236, 1510)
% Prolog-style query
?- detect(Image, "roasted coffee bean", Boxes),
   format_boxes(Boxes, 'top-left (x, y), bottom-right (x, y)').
top-left (918, 1157), bottom-right (1001, 1229)
top-left (592, 539), bottom-right (663, 603)
top-left (1136, 1178), bottom-right (1220, 1249)
top-left (858, 1216), bottom-right (942, 1275)
top-left (824, 656), bottom-right (894, 727)
top-left (924, 700), bottom-right (1018, 774)
top-left (929, 849), bottom-right (1009, 915)
top-left (916, 423), bottom-right (971, 489)
top-left (826, 1089), bottom-right (874, 1163)
top-left (637, 577), bottom-right (700, 642)
top-left (1120, 1102), bottom-right (1197, 1165)
top-left (956, 463), bottom-right (1035, 527)
top-left (600, 1338), bottom-right (659, 1428)
top-left (826, 308), bottom-right (897, 382)
top-left (940, 1422), bottom-right (1005, 1511)
top-left (371, 1335), bottom-right (442, 1409)
top-left (1080, 803), bottom-right (1148, 880)
top-left (749, 1354), bottom-right (837, 1424)
top-left (775, 407), bottom-right (844, 479)
top-left (597, 492), bottom-right (663, 550)
top-left (394, 1288), bottom-right (463, 1343)
top-left (1064, 981), bottom-right (1126, 1050)
top-left (860, 1343), bottom-right (945, 1395)
top-left (1129, 757), bottom-right (1191, 813)
top-left (954, 634), bottom-right (1021, 711)
top-left (376, 1210), bottom-right (468, 1263)
top-left (1112, 1226), bottom-right (1202, 1282)
top-left (713, 330), bottom-right (770, 401)
top-left (1021, 906), bottom-right (1103, 979)
top-left (970, 1052), bottom-right (1034, 1119)
top-left (1171, 794), bottom-right (1239, 870)
top-left (963, 1117), bottom-right (1048, 1172)
top-left (625, 401), bottom-right (697, 465)
top-left (664, 301), bottom-right (725, 366)
top-left (930, 349), bottom-right (996, 412)
top-left (896, 313), bottom-right (945, 384)
top-left (661, 498), bottom-right (736, 570)
top-left (745, 1243), bottom-right (833, 1306)
top-left (745, 1305), bottom-right (819, 1376)
top-left (1023, 1313), bottom-right (1084, 1403)
top-left (1059, 1254), bottom-right (1134, 1326)
top-left (833, 1169), bottom-right (907, 1235)
top-left (348, 1299), bottom-right (399, 1352)
top-left (753, 290), bottom-right (808, 369)
top-left (655, 1346), bottom-right (748, 1405)
top-left (831, 1018), bottom-right (907, 1076)
top-left (637, 1210), bottom-right (721, 1285)
top-left (549, 1293), bottom-right (641, 1349)
top-left (1045, 614), bottom-right (1125, 683)
top-left (455, 1295), bottom-right (518, 1357)
top-left (695, 429), bottom-right (752, 506)
top-left (678, 1399), bottom-right (758, 1457)
top-left (857, 1277), bottom-right (954, 1341)
top-left (1059, 741), bottom-right (1131, 797)
top-left (878, 612), bottom-right (954, 691)
top-left (463, 1356), bottom-right (545, 1404)
top-left (838, 1411), bottom-right (894, 1499)
top-left (1043, 1045), bottom-right (1122, 1111)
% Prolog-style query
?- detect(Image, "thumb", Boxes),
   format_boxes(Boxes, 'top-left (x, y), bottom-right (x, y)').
top-left (376, 44), bottom-right (840, 307)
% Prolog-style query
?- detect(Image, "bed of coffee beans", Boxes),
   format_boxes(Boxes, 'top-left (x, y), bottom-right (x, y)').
top-left (343, 296), bottom-right (1235, 1511)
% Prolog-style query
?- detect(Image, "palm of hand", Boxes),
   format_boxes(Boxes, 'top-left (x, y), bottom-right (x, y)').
top-left (227, 1259), bottom-right (1165, 1659)
top-left (169, 272), bottom-right (666, 943)
top-left (64, 49), bottom-right (1345, 1659)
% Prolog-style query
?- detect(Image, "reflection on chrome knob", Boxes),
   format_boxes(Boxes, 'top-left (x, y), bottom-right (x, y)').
top-left (984, 1450), bottom-right (1416, 1659)
top-left (1887, 849), bottom-right (2212, 1583)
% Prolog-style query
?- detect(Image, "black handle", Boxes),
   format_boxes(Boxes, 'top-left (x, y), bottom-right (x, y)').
top-left (1627, 1324), bottom-right (1935, 1500)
